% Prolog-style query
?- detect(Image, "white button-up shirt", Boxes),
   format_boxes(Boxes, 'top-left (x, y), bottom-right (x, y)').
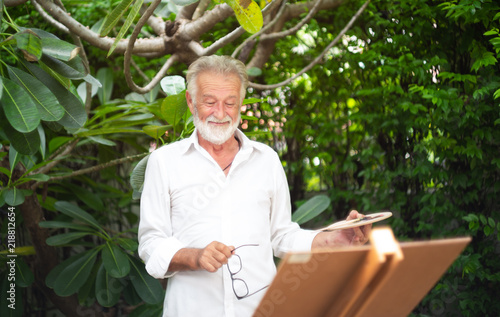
top-left (138, 129), bottom-right (317, 317)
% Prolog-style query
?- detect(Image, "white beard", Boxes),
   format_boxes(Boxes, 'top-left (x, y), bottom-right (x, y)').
top-left (193, 107), bottom-right (240, 145)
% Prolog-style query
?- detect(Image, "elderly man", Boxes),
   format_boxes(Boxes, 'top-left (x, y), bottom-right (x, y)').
top-left (138, 55), bottom-right (371, 317)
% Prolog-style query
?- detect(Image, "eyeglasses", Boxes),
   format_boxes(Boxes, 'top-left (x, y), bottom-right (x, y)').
top-left (227, 244), bottom-right (269, 300)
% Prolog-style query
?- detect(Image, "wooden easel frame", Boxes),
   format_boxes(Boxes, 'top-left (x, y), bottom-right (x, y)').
top-left (253, 227), bottom-right (470, 317)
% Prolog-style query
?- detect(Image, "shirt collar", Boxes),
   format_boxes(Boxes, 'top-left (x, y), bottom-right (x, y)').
top-left (179, 128), bottom-right (260, 155)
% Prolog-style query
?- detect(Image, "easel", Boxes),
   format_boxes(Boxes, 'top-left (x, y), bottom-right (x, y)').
top-left (254, 227), bottom-right (471, 317)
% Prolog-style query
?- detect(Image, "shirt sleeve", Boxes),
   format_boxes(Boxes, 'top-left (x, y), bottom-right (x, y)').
top-left (138, 150), bottom-right (185, 279)
top-left (268, 151), bottom-right (319, 258)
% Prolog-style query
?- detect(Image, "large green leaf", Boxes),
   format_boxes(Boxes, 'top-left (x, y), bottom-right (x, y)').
top-left (160, 93), bottom-right (188, 126)
top-left (130, 154), bottom-right (150, 199)
top-left (53, 249), bottom-right (99, 296)
top-left (97, 68), bottom-right (114, 104)
top-left (3, 188), bottom-right (25, 206)
top-left (224, 0), bottom-right (263, 34)
top-left (95, 262), bottom-right (124, 307)
top-left (107, 0), bottom-right (144, 57)
top-left (2, 119), bottom-right (40, 155)
top-left (99, 0), bottom-right (136, 36)
top-left (46, 232), bottom-right (92, 246)
top-left (41, 37), bottom-right (80, 61)
top-left (46, 252), bottom-right (87, 289)
top-left (13, 30), bottom-right (42, 61)
top-left (22, 62), bottom-right (87, 129)
top-left (102, 242), bottom-right (130, 278)
top-left (0, 76), bottom-right (41, 133)
top-left (292, 195), bottom-right (331, 225)
top-left (39, 220), bottom-right (93, 232)
top-left (128, 255), bottom-right (164, 304)
top-left (41, 54), bottom-right (86, 79)
top-left (54, 201), bottom-right (104, 232)
top-left (7, 67), bottom-right (65, 122)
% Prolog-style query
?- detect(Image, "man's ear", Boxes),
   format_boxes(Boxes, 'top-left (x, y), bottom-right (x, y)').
top-left (186, 90), bottom-right (195, 114)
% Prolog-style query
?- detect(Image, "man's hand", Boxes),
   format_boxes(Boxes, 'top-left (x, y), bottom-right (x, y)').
top-left (195, 241), bottom-right (234, 272)
top-left (312, 210), bottom-right (372, 249)
top-left (169, 241), bottom-right (234, 273)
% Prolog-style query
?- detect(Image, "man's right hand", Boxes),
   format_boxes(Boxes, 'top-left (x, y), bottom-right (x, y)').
top-left (169, 241), bottom-right (234, 273)
top-left (195, 241), bottom-right (234, 272)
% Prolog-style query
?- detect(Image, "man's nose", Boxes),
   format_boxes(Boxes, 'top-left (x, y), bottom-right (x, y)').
top-left (212, 102), bottom-right (226, 119)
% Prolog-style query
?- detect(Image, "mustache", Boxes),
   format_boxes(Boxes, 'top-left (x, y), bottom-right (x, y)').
top-left (206, 115), bottom-right (232, 123)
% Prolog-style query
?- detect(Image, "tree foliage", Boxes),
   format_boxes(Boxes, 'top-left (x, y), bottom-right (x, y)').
top-left (0, 0), bottom-right (499, 316)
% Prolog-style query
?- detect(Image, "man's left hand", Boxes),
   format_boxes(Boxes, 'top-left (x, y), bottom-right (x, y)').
top-left (312, 210), bottom-right (372, 249)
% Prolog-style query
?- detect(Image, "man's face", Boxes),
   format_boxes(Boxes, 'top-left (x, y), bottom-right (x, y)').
top-left (187, 72), bottom-right (242, 145)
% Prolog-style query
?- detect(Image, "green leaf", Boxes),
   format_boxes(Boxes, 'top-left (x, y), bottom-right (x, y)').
top-left (7, 66), bottom-right (65, 122)
top-left (130, 154), bottom-right (150, 199)
top-left (107, 0), bottom-right (144, 57)
top-left (3, 188), bottom-right (25, 206)
top-left (40, 54), bottom-right (86, 79)
top-left (46, 252), bottom-right (87, 289)
top-left (102, 242), bottom-right (130, 278)
top-left (463, 214), bottom-right (479, 222)
top-left (160, 75), bottom-right (186, 96)
top-left (15, 258), bottom-right (35, 287)
top-left (22, 61), bottom-right (87, 129)
top-left (46, 232), bottom-right (92, 246)
top-left (78, 259), bottom-right (99, 305)
top-left (39, 220), bottom-right (93, 231)
top-left (13, 30), bottom-right (42, 62)
top-left (292, 195), bottom-right (331, 225)
top-left (100, 0), bottom-right (136, 36)
top-left (247, 67), bottom-right (262, 77)
top-left (54, 201), bottom-right (104, 232)
top-left (97, 68), bottom-right (114, 104)
top-left (24, 173), bottom-right (50, 182)
top-left (488, 217), bottom-right (495, 228)
top-left (143, 125), bottom-right (170, 139)
top-left (95, 262), bottom-right (124, 307)
top-left (117, 237), bottom-right (139, 251)
top-left (243, 97), bottom-right (264, 105)
top-left (41, 37), bottom-right (80, 61)
top-left (128, 255), bottom-right (164, 304)
top-left (479, 214), bottom-right (487, 225)
top-left (161, 93), bottom-right (188, 126)
top-left (0, 76), bottom-right (41, 133)
top-left (0, 167), bottom-right (11, 178)
top-left (49, 136), bottom-right (73, 153)
top-left (2, 119), bottom-right (41, 155)
top-left (224, 0), bottom-right (263, 34)
top-left (53, 249), bottom-right (99, 296)
top-left (88, 136), bottom-right (116, 146)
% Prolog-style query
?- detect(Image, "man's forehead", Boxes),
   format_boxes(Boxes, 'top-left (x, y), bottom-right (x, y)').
top-left (197, 73), bottom-right (241, 94)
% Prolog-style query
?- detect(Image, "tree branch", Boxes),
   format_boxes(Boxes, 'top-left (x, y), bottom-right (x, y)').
top-left (31, 0), bottom-right (69, 33)
top-left (261, 0), bottom-right (324, 41)
top-left (192, 0), bottom-right (211, 20)
top-left (42, 153), bottom-right (148, 184)
top-left (34, 0), bottom-right (167, 55)
top-left (5, 0), bottom-right (28, 6)
top-left (249, 0), bottom-right (370, 90)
